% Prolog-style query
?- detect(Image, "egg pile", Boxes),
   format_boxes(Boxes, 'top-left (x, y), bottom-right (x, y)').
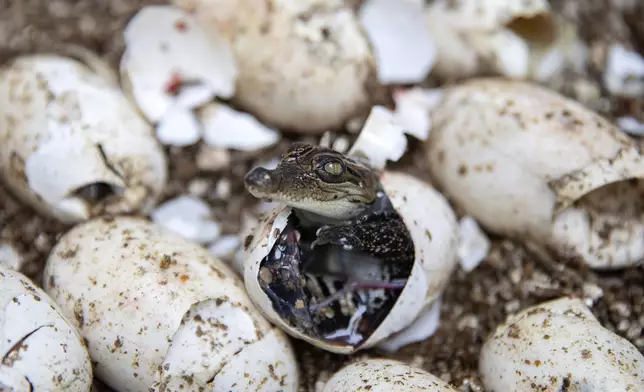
top-left (1, 1), bottom-right (643, 391)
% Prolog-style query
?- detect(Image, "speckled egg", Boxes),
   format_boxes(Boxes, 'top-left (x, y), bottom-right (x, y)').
top-left (426, 78), bottom-right (644, 270)
top-left (479, 297), bottom-right (644, 391)
top-left (322, 359), bottom-right (458, 392)
top-left (0, 54), bottom-right (167, 224)
top-left (42, 216), bottom-right (299, 392)
top-left (172, 0), bottom-right (377, 134)
top-left (0, 264), bottom-right (93, 391)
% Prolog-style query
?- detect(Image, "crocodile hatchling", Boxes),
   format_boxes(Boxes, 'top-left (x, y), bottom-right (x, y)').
top-left (244, 142), bottom-right (415, 344)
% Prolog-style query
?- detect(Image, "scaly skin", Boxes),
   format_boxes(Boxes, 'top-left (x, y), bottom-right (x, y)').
top-left (244, 142), bottom-right (379, 220)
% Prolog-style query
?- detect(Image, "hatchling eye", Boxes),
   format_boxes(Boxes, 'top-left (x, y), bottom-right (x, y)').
top-left (324, 161), bottom-right (343, 175)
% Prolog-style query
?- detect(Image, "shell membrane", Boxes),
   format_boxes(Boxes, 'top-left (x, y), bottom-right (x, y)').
top-left (256, 182), bottom-right (415, 348)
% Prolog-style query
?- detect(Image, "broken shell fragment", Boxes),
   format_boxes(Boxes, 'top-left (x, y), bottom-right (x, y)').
top-left (43, 217), bottom-right (299, 392)
top-left (150, 195), bottom-right (221, 244)
top-left (426, 78), bottom-right (644, 269)
top-left (0, 242), bottom-right (24, 271)
top-left (0, 54), bottom-right (168, 223)
top-left (243, 169), bottom-right (459, 354)
top-left (358, 0), bottom-right (436, 84)
top-left (603, 44), bottom-right (644, 98)
top-left (479, 297), bottom-right (644, 391)
top-left (199, 102), bottom-right (280, 151)
top-left (425, 0), bottom-right (559, 80)
top-left (174, 0), bottom-right (376, 134)
top-left (0, 265), bottom-right (93, 391)
top-left (322, 359), bottom-right (457, 392)
top-left (120, 5), bottom-right (237, 123)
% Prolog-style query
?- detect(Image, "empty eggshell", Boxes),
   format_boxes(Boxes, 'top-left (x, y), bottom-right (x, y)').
top-left (173, 0), bottom-right (377, 134)
top-left (426, 78), bottom-right (644, 269)
top-left (0, 265), bottom-right (93, 391)
top-left (0, 54), bottom-right (168, 224)
top-left (479, 297), bottom-right (644, 391)
top-left (43, 217), bottom-right (299, 392)
top-left (243, 170), bottom-right (459, 354)
top-left (322, 359), bottom-right (457, 392)
top-left (425, 0), bottom-right (558, 80)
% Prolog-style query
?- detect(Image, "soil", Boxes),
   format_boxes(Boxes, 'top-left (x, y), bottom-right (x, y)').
top-left (0, 0), bottom-right (642, 391)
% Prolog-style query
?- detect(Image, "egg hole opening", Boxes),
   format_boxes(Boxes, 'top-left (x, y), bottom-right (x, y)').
top-left (72, 182), bottom-right (124, 203)
top-left (552, 178), bottom-right (644, 267)
top-left (257, 183), bottom-right (415, 348)
top-left (505, 14), bottom-right (556, 47)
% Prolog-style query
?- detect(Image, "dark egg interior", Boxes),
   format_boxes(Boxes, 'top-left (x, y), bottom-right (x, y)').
top-left (257, 184), bottom-right (416, 347)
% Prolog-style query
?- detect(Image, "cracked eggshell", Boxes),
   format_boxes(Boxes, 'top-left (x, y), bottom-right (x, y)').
top-left (120, 5), bottom-right (238, 123)
top-left (0, 54), bottom-right (168, 224)
top-left (243, 170), bottom-right (459, 354)
top-left (425, 0), bottom-right (557, 80)
top-left (173, 0), bottom-right (377, 134)
top-left (479, 297), bottom-right (644, 391)
top-left (42, 217), bottom-right (298, 392)
top-left (322, 359), bottom-right (457, 392)
top-left (426, 78), bottom-right (644, 270)
top-left (0, 265), bottom-right (92, 391)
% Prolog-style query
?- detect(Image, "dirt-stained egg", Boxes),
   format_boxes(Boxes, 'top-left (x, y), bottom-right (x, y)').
top-left (426, 78), bottom-right (644, 270)
top-left (322, 358), bottom-right (457, 392)
top-left (172, 0), bottom-right (377, 134)
top-left (0, 54), bottom-right (168, 224)
top-left (42, 217), bottom-right (299, 392)
top-left (0, 265), bottom-right (93, 391)
top-left (479, 297), bottom-right (644, 391)
top-left (242, 143), bottom-right (459, 354)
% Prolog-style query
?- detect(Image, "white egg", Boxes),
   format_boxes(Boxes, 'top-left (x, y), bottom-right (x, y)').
top-left (322, 359), bottom-right (457, 392)
top-left (42, 217), bottom-right (299, 392)
top-left (426, 78), bottom-right (644, 270)
top-left (0, 265), bottom-right (92, 391)
top-left (0, 54), bottom-right (167, 224)
top-left (242, 170), bottom-right (459, 354)
top-left (172, 0), bottom-right (376, 134)
top-left (479, 297), bottom-right (644, 391)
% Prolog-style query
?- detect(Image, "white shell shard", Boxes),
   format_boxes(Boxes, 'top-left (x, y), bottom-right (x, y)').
top-left (174, 0), bottom-right (375, 134)
top-left (208, 235), bottom-right (242, 260)
top-left (43, 217), bottom-right (299, 392)
top-left (604, 44), bottom-right (644, 98)
top-left (426, 78), bottom-right (644, 269)
top-left (358, 0), bottom-right (436, 84)
top-left (392, 87), bottom-right (443, 141)
top-left (199, 103), bottom-right (280, 150)
top-left (151, 195), bottom-right (221, 244)
top-left (479, 297), bottom-right (644, 391)
top-left (347, 106), bottom-right (407, 169)
top-left (322, 359), bottom-right (457, 392)
top-left (156, 105), bottom-right (202, 146)
top-left (425, 0), bottom-right (557, 80)
top-left (457, 216), bottom-right (491, 273)
top-left (617, 116), bottom-right (644, 136)
top-left (121, 5), bottom-right (238, 122)
top-left (0, 54), bottom-right (168, 223)
top-left (377, 296), bottom-right (441, 353)
top-left (0, 265), bottom-right (93, 391)
top-left (0, 243), bottom-right (23, 271)
top-left (244, 171), bottom-right (459, 354)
